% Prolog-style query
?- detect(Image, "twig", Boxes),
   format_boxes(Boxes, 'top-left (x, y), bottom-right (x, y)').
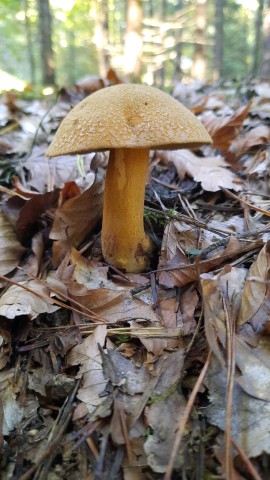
top-left (0, 273), bottom-right (108, 324)
top-left (220, 186), bottom-right (270, 217)
top-left (223, 289), bottom-right (235, 480)
top-left (231, 439), bottom-right (263, 480)
top-left (17, 266), bottom-right (107, 323)
top-left (164, 351), bottom-right (212, 480)
top-left (118, 402), bottom-right (133, 464)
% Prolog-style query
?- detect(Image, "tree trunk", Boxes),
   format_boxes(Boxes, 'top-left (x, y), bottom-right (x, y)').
top-left (123, 0), bottom-right (143, 79)
top-left (93, 0), bottom-right (110, 78)
top-left (261, 0), bottom-right (270, 78)
top-left (36, 0), bottom-right (55, 86)
top-left (191, 0), bottom-right (207, 81)
top-left (174, 0), bottom-right (184, 80)
top-left (252, 0), bottom-right (264, 76)
top-left (22, 0), bottom-right (36, 86)
top-left (213, 0), bottom-right (225, 82)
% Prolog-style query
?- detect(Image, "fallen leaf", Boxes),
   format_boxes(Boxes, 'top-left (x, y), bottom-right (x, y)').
top-left (1, 371), bottom-right (24, 435)
top-left (238, 241), bottom-right (270, 329)
top-left (206, 356), bottom-right (270, 458)
top-left (50, 171), bottom-right (104, 264)
top-left (67, 325), bottom-right (110, 417)
top-left (0, 209), bottom-right (25, 276)
top-left (202, 103), bottom-right (250, 151)
top-left (0, 279), bottom-right (59, 320)
top-left (16, 189), bottom-right (60, 244)
top-left (230, 125), bottom-right (270, 155)
top-left (201, 266), bottom-right (270, 401)
top-left (144, 350), bottom-right (185, 473)
top-left (167, 149), bottom-right (242, 192)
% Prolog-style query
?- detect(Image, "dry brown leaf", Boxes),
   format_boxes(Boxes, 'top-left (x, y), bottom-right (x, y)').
top-left (167, 149), bottom-right (242, 191)
top-left (202, 103), bottom-right (250, 151)
top-left (144, 350), bottom-right (185, 473)
top-left (191, 93), bottom-right (226, 114)
top-left (206, 356), bottom-right (270, 459)
top-left (51, 172), bottom-right (104, 264)
top-left (57, 249), bottom-right (161, 329)
top-left (0, 330), bottom-right (11, 369)
top-left (0, 279), bottom-right (59, 319)
top-left (238, 241), bottom-right (270, 329)
top-left (16, 189), bottom-right (60, 244)
top-left (67, 325), bottom-right (109, 417)
top-left (23, 146), bottom-right (97, 193)
top-left (158, 220), bottom-right (194, 288)
top-left (176, 285), bottom-right (199, 335)
top-left (230, 125), bottom-right (270, 155)
top-left (0, 209), bottom-right (25, 276)
top-left (1, 370), bottom-right (24, 435)
top-left (201, 266), bottom-right (270, 402)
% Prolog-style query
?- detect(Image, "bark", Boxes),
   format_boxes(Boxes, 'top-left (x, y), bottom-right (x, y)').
top-left (123, 0), bottom-right (143, 79)
top-left (213, 0), bottom-right (225, 82)
top-left (36, 0), bottom-right (55, 86)
top-left (261, 0), bottom-right (270, 78)
top-left (191, 0), bottom-right (207, 81)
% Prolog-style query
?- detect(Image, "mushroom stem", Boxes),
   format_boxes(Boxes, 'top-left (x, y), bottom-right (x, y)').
top-left (102, 148), bottom-right (153, 273)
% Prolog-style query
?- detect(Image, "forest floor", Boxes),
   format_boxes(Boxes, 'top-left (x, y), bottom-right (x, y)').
top-left (1, 75), bottom-right (270, 480)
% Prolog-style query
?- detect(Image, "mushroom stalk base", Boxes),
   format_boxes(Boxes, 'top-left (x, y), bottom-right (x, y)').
top-left (102, 148), bottom-right (152, 273)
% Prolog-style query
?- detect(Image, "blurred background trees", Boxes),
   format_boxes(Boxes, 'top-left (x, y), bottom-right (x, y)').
top-left (0, 0), bottom-right (269, 90)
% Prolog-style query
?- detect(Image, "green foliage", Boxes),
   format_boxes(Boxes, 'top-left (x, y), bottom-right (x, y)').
top-left (0, 0), bottom-right (30, 80)
top-left (222, 0), bottom-right (255, 78)
top-left (0, 0), bottom-right (263, 89)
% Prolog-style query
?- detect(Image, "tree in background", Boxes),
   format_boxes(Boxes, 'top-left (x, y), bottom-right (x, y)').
top-left (22, 0), bottom-right (36, 86)
top-left (213, 0), bottom-right (225, 82)
top-left (93, 0), bottom-right (110, 78)
top-left (36, 0), bottom-right (55, 85)
top-left (252, 0), bottom-right (264, 76)
top-left (124, 0), bottom-right (143, 79)
top-left (0, 0), bottom-right (268, 89)
top-left (261, 0), bottom-right (270, 77)
top-left (191, 0), bottom-right (207, 80)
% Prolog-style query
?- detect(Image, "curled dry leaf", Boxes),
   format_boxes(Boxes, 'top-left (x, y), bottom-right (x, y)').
top-left (16, 188), bottom-right (60, 244)
top-left (1, 371), bottom-right (24, 435)
top-left (58, 249), bottom-right (161, 332)
top-left (23, 145), bottom-right (96, 193)
top-left (230, 125), bottom-right (270, 156)
top-left (206, 356), bottom-right (270, 459)
top-left (158, 220), bottom-right (194, 288)
top-left (0, 209), bottom-right (25, 276)
top-left (202, 102), bottom-right (250, 151)
top-left (238, 241), bottom-right (270, 329)
top-left (50, 171), bottom-right (104, 265)
top-left (166, 149), bottom-right (242, 192)
top-left (201, 265), bottom-right (270, 402)
top-left (191, 93), bottom-right (226, 114)
top-left (67, 325), bottom-right (109, 417)
top-left (0, 279), bottom-right (59, 320)
top-left (144, 350), bottom-right (185, 473)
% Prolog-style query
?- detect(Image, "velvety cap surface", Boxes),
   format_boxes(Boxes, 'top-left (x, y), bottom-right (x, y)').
top-left (47, 84), bottom-right (212, 157)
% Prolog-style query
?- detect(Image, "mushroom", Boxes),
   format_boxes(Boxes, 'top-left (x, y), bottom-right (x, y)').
top-left (47, 84), bottom-right (212, 273)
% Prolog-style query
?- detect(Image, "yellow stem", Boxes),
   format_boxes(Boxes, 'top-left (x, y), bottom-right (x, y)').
top-left (102, 148), bottom-right (152, 272)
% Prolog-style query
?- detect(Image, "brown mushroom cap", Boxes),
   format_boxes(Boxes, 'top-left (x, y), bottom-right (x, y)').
top-left (46, 84), bottom-right (212, 157)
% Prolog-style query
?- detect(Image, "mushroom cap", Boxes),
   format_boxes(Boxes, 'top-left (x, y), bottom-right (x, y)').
top-left (47, 84), bottom-right (212, 157)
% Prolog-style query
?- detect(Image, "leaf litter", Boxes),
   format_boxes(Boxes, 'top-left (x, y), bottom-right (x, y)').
top-left (2, 77), bottom-right (270, 479)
